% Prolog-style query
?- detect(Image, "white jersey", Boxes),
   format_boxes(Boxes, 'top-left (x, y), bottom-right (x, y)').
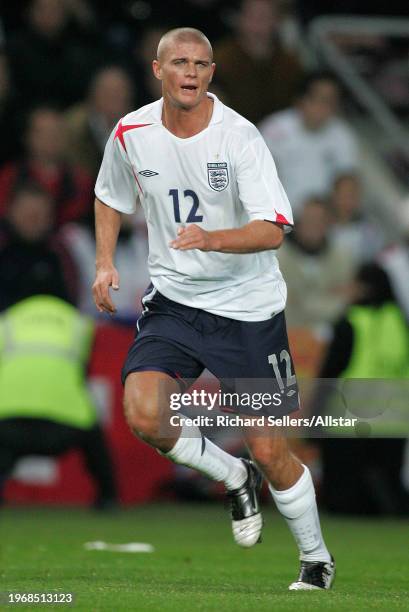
top-left (95, 93), bottom-right (293, 321)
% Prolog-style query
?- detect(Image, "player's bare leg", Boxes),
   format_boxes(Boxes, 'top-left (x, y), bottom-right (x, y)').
top-left (245, 431), bottom-right (303, 489)
top-left (123, 371), bottom-right (262, 547)
top-left (245, 427), bottom-right (335, 590)
top-left (123, 371), bottom-right (181, 451)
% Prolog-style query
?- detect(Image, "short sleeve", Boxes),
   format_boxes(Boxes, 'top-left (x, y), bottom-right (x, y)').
top-left (94, 122), bottom-right (139, 214)
top-left (236, 133), bottom-right (294, 232)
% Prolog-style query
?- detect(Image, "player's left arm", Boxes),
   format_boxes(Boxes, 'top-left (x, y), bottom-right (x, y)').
top-left (170, 220), bottom-right (284, 253)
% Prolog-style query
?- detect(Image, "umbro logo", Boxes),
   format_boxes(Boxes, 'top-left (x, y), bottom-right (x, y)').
top-left (139, 169), bottom-right (159, 177)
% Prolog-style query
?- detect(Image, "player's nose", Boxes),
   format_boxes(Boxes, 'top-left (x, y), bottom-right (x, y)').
top-left (185, 61), bottom-right (198, 77)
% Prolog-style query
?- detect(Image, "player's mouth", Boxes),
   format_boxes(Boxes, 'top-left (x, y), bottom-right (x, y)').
top-left (181, 85), bottom-right (198, 92)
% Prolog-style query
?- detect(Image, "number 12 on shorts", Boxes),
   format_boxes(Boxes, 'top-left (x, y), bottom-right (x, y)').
top-left (268, 350), bottom-right (297, 394)
top-left (169, 189), bottom-right (203, 223)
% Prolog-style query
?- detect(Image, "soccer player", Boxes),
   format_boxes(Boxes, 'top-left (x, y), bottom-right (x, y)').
top-left (92, 27), bottom-right (335, 590)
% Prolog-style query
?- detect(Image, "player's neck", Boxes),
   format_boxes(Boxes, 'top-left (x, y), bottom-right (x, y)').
top-left (162, 95), bottom-right (214, 139)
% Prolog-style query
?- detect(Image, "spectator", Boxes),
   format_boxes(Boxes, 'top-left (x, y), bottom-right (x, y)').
top-left (0, 183), bottom-right (78, 311)
top-left (6, 0), bottom-right (105, 112)
top-left (0, 107), bottom-right (94, 226)
top-left (213, 0), bottom-right (304, 124)
top-left (278, 197), bottom-right (356, 331)
top-left (259, 72), bottom-right (358, 216)
top-left (317, 263), bottom-right (409, 515)
top-left (0, 294), bottom-right (117, 510)
top-left (61, 207), bottom-right (150, 324)
top-left (331, 173), bottom-right (385, 264)
top-left (64, 66), bottom-right (134, 177)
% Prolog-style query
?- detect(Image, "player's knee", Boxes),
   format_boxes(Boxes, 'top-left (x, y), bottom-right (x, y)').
top-left (249, 437), bottom-right (290, 474)
top-left (123, 384), bottom-right (161, 441)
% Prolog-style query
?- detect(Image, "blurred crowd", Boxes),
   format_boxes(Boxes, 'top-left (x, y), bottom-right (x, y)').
top-left (0, 0), bottom-right (408, 513)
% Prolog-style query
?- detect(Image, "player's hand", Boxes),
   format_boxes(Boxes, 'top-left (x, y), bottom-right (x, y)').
top-left (169, 224), bottom-right (214, 251)
top-left (92, 265), bottom-right (120, 315)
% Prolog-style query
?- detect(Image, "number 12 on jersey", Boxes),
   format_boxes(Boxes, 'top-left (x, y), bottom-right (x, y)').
top-left (169, 189), bottom-right (203, 223)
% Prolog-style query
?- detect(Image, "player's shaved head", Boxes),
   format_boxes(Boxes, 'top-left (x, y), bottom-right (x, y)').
top-left (157, 27), bottom-right (213, 62)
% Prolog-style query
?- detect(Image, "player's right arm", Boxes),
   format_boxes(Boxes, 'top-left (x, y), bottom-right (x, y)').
top-left (92, 198), bottom-right (121, 314)
top-left (92, 118), bottom-right (140, 314)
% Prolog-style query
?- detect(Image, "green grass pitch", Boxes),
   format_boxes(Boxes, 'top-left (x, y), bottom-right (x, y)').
top-left (1, 504), bottom-right (408, 611)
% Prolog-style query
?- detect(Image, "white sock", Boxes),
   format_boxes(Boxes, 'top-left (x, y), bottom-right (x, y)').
top-left (165, 423), bottom-right (247, 490)
top-left (269, 465), bottom-right (331, 562)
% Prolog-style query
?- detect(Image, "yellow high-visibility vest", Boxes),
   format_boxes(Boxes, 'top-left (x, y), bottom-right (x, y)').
top-left (325, 303), bottom-right (409, 436)
top-left (0, 295), bottom-right (96, 429)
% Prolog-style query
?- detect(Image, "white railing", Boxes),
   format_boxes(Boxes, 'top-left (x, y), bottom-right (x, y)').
top-left (309, 16), bottom-right (409, 158)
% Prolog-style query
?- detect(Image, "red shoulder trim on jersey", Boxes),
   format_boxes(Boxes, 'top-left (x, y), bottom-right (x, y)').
top-left (114, 120), bottom-right (152, 152)
top-left (274, 210), bottom-right (292, 226)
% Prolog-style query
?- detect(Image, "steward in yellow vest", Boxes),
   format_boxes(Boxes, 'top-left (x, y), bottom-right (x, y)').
top-left (0, 295), bottom-right (96, 427)
top-left (317, 264), bottom-right (409, 515)
top-left (0, 295), bottom-right (117, 508)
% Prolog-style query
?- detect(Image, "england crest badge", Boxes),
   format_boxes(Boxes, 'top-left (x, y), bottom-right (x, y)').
top-left (207, 162), bottom-right (229, 191)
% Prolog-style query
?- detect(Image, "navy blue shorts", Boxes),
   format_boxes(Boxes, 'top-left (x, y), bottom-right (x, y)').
top-left (122, 285), bottom-right (299, 416)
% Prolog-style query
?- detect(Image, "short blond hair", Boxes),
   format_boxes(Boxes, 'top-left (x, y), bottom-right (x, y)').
top-left (157, 27), bottom-right (213, 61)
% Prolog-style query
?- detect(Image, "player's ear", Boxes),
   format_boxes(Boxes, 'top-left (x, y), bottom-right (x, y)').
top-left (152, 59), bottom-right (162, 81)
